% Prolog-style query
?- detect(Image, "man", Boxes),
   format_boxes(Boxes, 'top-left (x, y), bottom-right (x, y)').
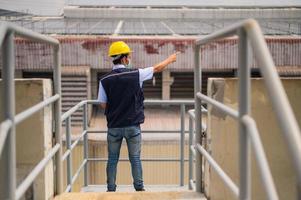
top-left (98, 41), bottom-right (178, 192)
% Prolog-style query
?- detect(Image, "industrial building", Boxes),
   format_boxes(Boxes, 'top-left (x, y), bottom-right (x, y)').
top-left (1, 1), bottom-right (301, 199)
top-left (1, 3), bottom-right (301, 123)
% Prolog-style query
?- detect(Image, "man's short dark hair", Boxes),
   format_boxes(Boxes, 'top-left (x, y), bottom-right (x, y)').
top-left (112, 54), bottom-right (129, 65)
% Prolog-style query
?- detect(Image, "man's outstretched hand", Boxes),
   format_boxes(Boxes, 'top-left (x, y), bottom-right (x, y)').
top-left (153, 52), bottom-right (180, 73)
top-left (167, 52), bottom-right (180, 64)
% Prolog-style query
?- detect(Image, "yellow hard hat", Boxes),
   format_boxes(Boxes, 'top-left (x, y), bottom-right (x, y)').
top-left (108, 41), bottom-right (132, 57)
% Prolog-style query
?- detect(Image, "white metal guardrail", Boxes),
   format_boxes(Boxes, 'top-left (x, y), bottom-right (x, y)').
top-left (1, 19), bottom-right (301, 200)
top-left (61, 99), bottom-right (194, 192)
top-left (188, 18), bottom-right (301, 200)
top-left (0, 22), bottom-right (63, 199)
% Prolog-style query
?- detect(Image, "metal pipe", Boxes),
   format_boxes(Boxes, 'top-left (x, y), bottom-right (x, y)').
top-left (70, 131), bottom-right (88, 151)
top-left (242, 116), bottom-right (279, 200)
top-left (7, 22), bottom-right (59, 46)
top-left (1, 95), bottom-right (59, 156)
top-left (195, 19), bottom-right (251, 46)
top-left (86, 130), bottom-right (189, 133)
top-left (196, 144), bottom-right (239, 198)
top-left (197, 93), bottom-right (239, 119)
top-left (0, 22), bottom-right (59, 47)
top-left (72, 159), bottom-right (88, 185)
top-left (190, 145), bottom-right (196, 157)
top-left (180, 104), bottom-right (185, 186)
top-left (15, 95), bottom-right (60, 124)
top-left (238, 28), bottom-right (251, 200)
top-left (53, 45), bottom-right (63, 194)
top-left (65, 185), bottom-right (72, 193)
top-left (88, 158), bottom-right (189, 162)
top-left (61, 101), bottom-right (86, 121)
top-left (188, 109), bottom-right (195, 119)
top-left (247, 21), bottom-right (301, 197)
top-left (1, 31), bottom-right (16, 200)
top-left (189, 179), bottom-right (196, 191)
top-left (62, 149), bottom-right (71, 162)
top-left (188, 117), bottom-right (194, 190)
top-left (61, 99), bottom-right (194, 122)
top-left (16, 144), bottom-right (60, 200)
top-left (83, 103), bottom-right (88, 186)
top-left (144, 99), bottom-right (194, 105)
top-left (0, 120), bottom-right (13, 156)
top-left (66, 117), bottom-right (72, 192)
top-left (194, 44), bottom-right (203, 192)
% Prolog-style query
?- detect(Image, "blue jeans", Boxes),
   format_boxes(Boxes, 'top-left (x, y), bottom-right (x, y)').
top-left (106, 125), bottom-right (144, 191)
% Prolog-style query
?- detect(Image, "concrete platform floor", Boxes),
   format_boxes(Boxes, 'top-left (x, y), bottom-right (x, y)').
top-left (55, 185), bottom-right (206, 200)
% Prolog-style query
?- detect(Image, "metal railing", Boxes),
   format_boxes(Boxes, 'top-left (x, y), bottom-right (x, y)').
top-left (0, 23), bottom-right (195, 199)
top-left (61, 99), bottom-right (194, 191)
top-left (189, 18), bottom-right (301, 200)
top-left (0, 22), bottom-right (63, 199)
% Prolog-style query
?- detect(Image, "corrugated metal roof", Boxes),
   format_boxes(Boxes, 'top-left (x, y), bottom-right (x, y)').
top-left (7, 18), bottom-right (301, 35)
top-left (66, 0), bottom-right (301, 7)
top-left (3, 36), bottom-right (300, 71)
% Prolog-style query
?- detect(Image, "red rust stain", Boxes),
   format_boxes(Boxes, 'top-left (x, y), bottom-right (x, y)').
top-left (144, 44), bottom-right (159, 54)
top-left (173, 41), bottom-right (188, 53)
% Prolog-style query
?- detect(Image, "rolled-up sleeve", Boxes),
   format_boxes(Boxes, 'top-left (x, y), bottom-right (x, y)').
top-left (138, 67), bottom-right (154, 87)
top-left (97, 81), bottom-right (107, 103)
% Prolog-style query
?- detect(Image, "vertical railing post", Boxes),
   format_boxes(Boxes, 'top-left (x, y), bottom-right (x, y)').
top-left (238, 28), bottom-right (251, 200)
top-left (83, 103), bottom-right (88, 186)
top-left (0, 31), bottom-right (16, 200)
top-left (188, 115), bottom-right (194, 190)
top-left (194, 44), bottom-right (203, 192)
top-left (180, 104), bottom-right (185, 186)
top-left (53, 44), bottom-right (63, 194)
top-left (66, 117), bottom-right (72, 192)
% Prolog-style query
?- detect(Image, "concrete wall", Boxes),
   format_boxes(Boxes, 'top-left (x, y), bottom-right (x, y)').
top-left (0, 79), bottom-right (54, 200)
top-left (205, 78), bottom-right (301, 200)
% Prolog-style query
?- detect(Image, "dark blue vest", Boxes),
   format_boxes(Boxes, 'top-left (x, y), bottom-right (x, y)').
top-left (100, 68), bottom-right (145, 128)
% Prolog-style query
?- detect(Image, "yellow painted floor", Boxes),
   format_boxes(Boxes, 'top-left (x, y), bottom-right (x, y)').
top-left (55, 191), bottom-right (206, 200)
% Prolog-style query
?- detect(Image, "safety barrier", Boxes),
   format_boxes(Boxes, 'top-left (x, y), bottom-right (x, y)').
top-left (61, 99), bottom-right (194, 191)
top-left (0, 22), bottom-right (63, 199)
top-left (188, 18), bottom-right (301, 200)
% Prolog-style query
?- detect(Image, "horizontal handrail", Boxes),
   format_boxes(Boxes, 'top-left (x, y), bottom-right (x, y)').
top-left (0, 22), bottom-right (59, 47)
top-left (88, 158), bottom-right (189, 162)
top-left (0, 95), bottom-right (59, 157)
top-left (16, 143), bottom-right (60, 200)
top-left (60, 99), bottom-right (195, 191)
top-left (195, 19), bottom-right (301, 196)
top-left (61, 99), bottom-right (195, 122)
top-left (0, 22), bottom-right (62, 198)
top-left (144, 99), bottom-right (194, 105)
top-left (83, 130), bottom-right (191, 134)
top-left (15, 94), bottom-right (60, 125)
top-left (197, 93), bottom-right (239, 119)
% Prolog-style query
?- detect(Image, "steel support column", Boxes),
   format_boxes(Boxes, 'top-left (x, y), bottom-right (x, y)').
top-left (83, 103), bottom-right (88, 186)
top-left (53, 45), bottom-right (63, 194)
top-left (180, 104), bottom-right (185, 186)
top-left (238, 28), bottom-right (251, 200)
top-left (194, 44), bottom-right (203, 192)
top-left (1, 31), bottom-right (16, 200)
